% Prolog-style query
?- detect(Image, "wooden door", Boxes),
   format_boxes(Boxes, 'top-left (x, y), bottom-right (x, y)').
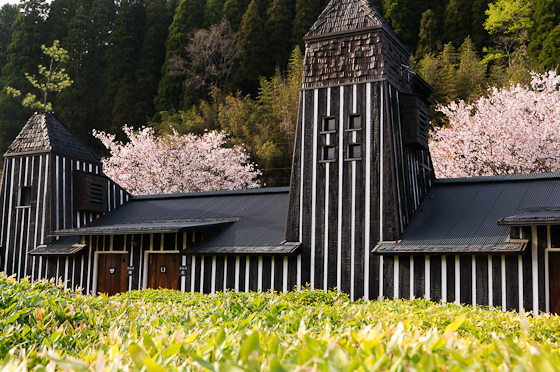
top-left (97, 253), bottom-right (128, 295)
top-left (550, 252), bottom-right (560, 314)
top-left (148, 253), bottom-right (180, 290)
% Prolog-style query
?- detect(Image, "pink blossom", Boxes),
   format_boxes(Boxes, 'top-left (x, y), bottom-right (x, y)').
top-left (430, 71), bottom-right (560, 178)
top-left (93, 126), bottom-right (260, 195)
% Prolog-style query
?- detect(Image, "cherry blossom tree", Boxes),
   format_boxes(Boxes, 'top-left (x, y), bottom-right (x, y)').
top-left (430, 71), bottom-right (560, 178)
top-left (93, 126), bottom-right (260, 195)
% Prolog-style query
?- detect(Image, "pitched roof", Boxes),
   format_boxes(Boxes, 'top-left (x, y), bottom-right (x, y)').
top-left (306, 0), bottom-right (394, 39)
top-left (4, 111), bottom-right (99, 161)
top-left (374, 173), bottom-right (560, 254)
top-left (52, 187), bottom-right (296, 255)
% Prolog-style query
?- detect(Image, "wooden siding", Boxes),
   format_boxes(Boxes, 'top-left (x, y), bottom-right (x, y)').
top-left (286, 82), bottom-right (432, 300)
top-left (86, 232), bottom-right (299, 295)
top-left (302, 30), bottom-right (412, 94)
top-left (0, 154), bottom-right (127, 288)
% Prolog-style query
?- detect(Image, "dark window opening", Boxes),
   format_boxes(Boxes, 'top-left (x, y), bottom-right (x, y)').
top-left (349, 114), bottom-right (361, 130)
top-left (322, 117), bottom-right (336, 132)
top-left (348, 144), bottom-right (361, 159)
top-left (322, 145), bottom-right (335, 162)
top-left (18, 186), bottom-right (31, 207)
top-left (90, 183), bottom-right (104, 207)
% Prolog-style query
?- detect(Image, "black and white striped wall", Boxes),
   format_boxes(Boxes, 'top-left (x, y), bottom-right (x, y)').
top-left (286, 81), bottom-right (432, 300)
top-left (373, 226), bottom-right (557, 313)
top-left (87, 232), bottom-right (300, 295)
top-left (0, 153), bottom-right (127, 287)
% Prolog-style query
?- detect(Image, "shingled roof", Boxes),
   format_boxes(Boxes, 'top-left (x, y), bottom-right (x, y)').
top-left (5, 112), bottom-right (99, 161)
top-left (306, 0), bottom-right (395, 39)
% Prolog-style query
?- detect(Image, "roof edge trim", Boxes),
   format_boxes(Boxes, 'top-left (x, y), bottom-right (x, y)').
top-left (131, 186), bottom-right (290, 200)
top-left (372, 241), bottom-right (528, 255)
top-left (498, 218), bottom-right (560, 226)
top-left (182, 242), bottom-right (301, 256)
top-left (3, 148), bottom-right (101, 162)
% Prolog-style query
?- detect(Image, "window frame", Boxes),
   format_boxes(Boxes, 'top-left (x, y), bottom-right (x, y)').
top-left (321, 116), bottom-right (337, 134)
top-left (346, 143), bottom-right (362, 161)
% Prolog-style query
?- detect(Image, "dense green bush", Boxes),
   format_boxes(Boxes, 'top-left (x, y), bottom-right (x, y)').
top-left (1, 273), bottom-right (560, 371)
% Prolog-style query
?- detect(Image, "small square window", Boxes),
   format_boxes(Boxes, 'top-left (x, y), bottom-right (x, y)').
top-left (349, 114), bottom-right (361, 130)
top-left (348, 144), bottom-right (361, 159)
top-left (18, 186), bottom-right (31, 207)
top-left (322, 117), bottom-right (336, 132)
top-left (322, 145), bottom-right (335, 161)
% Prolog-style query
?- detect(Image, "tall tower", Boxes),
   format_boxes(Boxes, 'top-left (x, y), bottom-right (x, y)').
top-left (0, 112), bottom-right (126, 285)
top-left (286, 0), bottom-right (433, 299)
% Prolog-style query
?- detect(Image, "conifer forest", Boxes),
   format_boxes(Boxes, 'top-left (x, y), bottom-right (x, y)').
top-left (0, 0), bottom-right (557, 186)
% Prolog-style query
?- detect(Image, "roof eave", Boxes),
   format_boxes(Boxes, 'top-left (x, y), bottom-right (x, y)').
top-left (372, 240), bottom-right (528, 255)
top-left (497, 218), bottom-right (560, 226)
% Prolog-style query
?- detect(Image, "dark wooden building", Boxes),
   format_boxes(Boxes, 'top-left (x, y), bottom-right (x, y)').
top-left (2, 0), bottom-right (560, 314)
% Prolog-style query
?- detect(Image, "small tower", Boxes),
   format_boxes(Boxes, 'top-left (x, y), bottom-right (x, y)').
top-left (0, 112), bottom-right (125, 284)
top-left (285, 0), bottom-right (434, 299)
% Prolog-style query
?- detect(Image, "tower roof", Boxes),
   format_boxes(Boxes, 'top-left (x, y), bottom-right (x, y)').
top-left (5, 111), bottom-right (99, 161)
top-left (306, 0), bottom-right (396, 40)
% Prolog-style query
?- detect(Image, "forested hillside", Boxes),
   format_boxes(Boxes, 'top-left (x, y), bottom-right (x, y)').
top-left (0, 0), bottom-right (557, 186)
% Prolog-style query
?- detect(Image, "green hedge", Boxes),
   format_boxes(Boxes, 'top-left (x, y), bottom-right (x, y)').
top-left (1, 273), bottom-right (560, 371)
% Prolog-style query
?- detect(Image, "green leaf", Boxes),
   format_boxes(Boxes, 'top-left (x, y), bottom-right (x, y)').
top-left (444, 315), bottom-right (466, 334)
top-left (216, 327), bottom-right (226, 346)
top-left (164, 342), bottom-right (183, 357)
top-left (191, 356), bottom-right (215, 371)
top-left (49, 357), bottom-right (90, 372)
top-left (129, 342), bottom-right (169, 372)
top-left (269, 358), bottom-right (286, 372)
top-left (217, 364), bottom-right (247, 372)
top-left (239, 331), bottom-right (260, 362)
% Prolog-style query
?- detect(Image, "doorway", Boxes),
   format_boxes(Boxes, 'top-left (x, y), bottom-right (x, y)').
top-left (96, 253), bottom-right (128, 295)
top-left (550, 252), bottom-right (560, 314)
top-left (147, 253), bottom-right (181, 290)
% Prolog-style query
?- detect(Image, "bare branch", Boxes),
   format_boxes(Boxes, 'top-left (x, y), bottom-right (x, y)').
top-left (168, 18), bottom-right (241, 89)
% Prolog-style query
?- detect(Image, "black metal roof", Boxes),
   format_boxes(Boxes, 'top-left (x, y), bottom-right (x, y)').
top-left (29, 237), bottom-right (86, 256)
top-left (5, 112), bottom-right (99, 161)
top-left (374, 173), bottom-right (560, 254)
top-left (53, 219), bottom-right (238, 236)
top-left (53, 187), bottom-right (293, 254)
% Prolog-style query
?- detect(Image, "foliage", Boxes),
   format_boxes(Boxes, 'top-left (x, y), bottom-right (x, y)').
top-left (415, 38), bottom-right (487, 127)
top-left (430, 71), bottom-right (560, 178)
top-left (154, 47), bottom-right (303, 187)
top-left (529, 0), bottom-right (560, 70)
top-left (0, 4), bottom-right (18, 70)
top-left (416, 9), bottom-right (439, 56)
top-left (154, 0), bottom-right (205, 113)
top-left (265, 0), bottom-right (294, 70)
top-left (6, 40), bottom-right (73, 111)
top-left (385, 0), bottom-right (416, 50)
top-left (168, 18), bottom-right (240, 90)
top-left (443, 0), bottom-right (474, 51)
top-left (133, 0), bottom-right (173, 126)
top-left (3, 274), bottom-right (560, 371)
top-left (233, 0), bottom-right (266, 96)
top-left (93, 125), bottom-right (260, 195)
top-left (483, 0), bottom-right (533, 66)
